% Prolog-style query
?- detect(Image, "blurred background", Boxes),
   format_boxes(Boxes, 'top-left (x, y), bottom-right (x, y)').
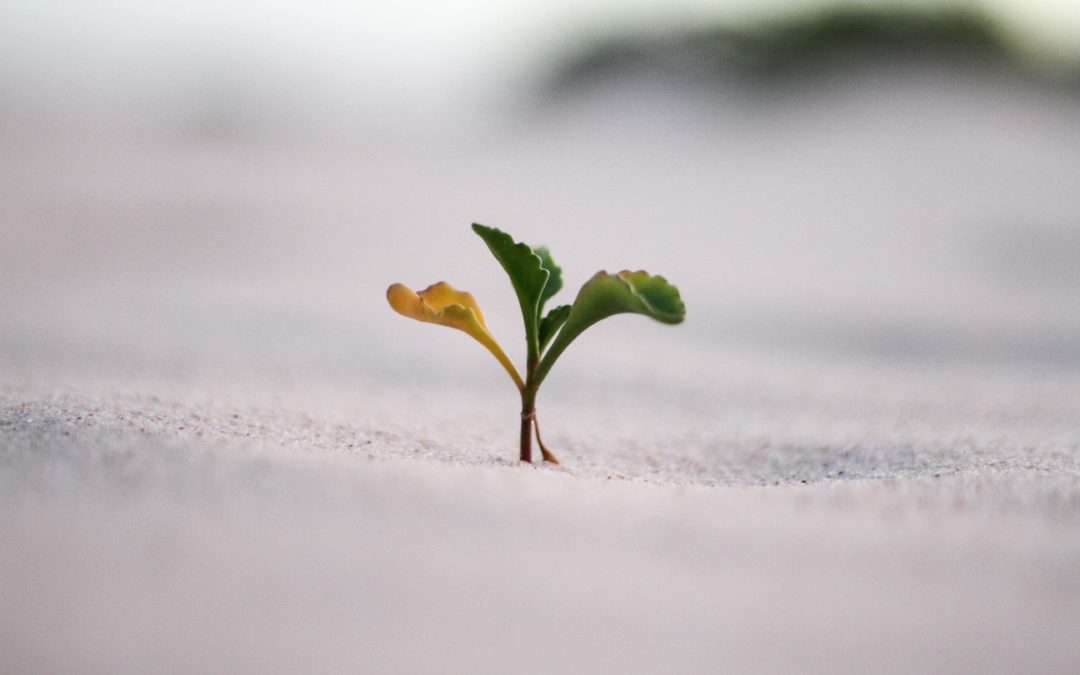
top-left (7, 5), bottom-right (1080, 669)
top-left (3, 0), bottom-right (1080, 420)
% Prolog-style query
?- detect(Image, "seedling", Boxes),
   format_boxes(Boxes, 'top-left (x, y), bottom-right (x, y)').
top-left (387, 224), bottom-right (685, 464)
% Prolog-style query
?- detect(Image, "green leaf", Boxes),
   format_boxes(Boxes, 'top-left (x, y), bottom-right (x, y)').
top-left (472, 223), bottom-right (550, 359)
top-left (534, 270), bottom-right (685, 385)
top-left (538, 304), bottom-right (570, 354)
top-left (534, 246), bottom-right (563, 313)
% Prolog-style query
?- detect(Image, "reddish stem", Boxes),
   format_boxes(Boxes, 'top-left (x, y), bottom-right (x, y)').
top-left (519, 407), bottom-right (533, 463)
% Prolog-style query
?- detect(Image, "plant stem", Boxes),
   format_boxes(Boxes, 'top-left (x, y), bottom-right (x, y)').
top-left (519, 404), bottom-right (533, 463)
top-left (519, 356), bottom-right (538, 463)
top-left (533, 414), bottom-right (559, 464)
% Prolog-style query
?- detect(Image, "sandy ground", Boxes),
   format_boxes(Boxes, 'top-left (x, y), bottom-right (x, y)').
top-left (3, 68), bottom-right (1080, 672)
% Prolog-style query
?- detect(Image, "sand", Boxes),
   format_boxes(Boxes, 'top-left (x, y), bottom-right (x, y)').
top-left (3, 69), bottom-right (1080, 672)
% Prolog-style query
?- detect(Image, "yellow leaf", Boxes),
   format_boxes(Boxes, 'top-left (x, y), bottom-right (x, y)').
top-left (387, 281), bottom-right (524, 390)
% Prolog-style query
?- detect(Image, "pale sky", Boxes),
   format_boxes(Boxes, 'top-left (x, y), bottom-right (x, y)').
top-left (2, 0), bottom-right (1079, 130)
